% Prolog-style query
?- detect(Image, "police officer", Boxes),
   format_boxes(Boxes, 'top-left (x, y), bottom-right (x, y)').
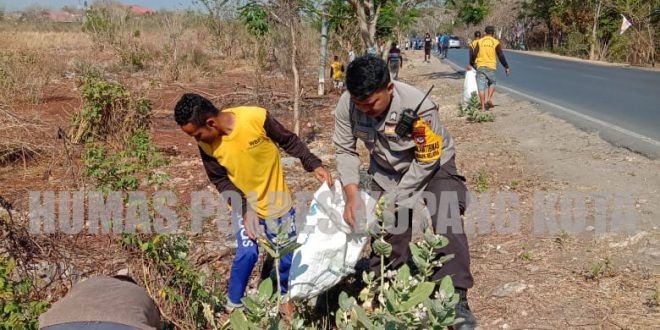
top-left (332, 55), bottom-right (477, 329)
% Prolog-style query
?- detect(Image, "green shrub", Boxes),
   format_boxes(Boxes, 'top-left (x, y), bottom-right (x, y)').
top-left (69, 75), bottom-right (151, 144)
top-left (458, 92), bottom-right (494, 122)
top-left (0, 257), bottom-right (49, 330)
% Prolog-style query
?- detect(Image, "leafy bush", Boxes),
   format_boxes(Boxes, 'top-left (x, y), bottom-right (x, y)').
top-left (333, 197), bottom-right (458, 329)
top-left (69, 75), bottom-right (151, 144)
top-left (226, 197), bottom-right (459, 329)
top-left (457, 92), bottom-right (494, 123)
top-left (83, 129), bottom-right (168, 191)
top-left (0, 257), bottom-right (49, 330)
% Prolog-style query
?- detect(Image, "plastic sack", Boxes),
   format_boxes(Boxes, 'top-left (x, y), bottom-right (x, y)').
top-left (463, 69), bottom-right (478, 105)
top-left (288, 181), bottom-right (377, 300)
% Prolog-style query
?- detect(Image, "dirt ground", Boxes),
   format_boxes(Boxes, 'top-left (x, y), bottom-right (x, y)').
top-left (397, 50), bottom-right (660, 329)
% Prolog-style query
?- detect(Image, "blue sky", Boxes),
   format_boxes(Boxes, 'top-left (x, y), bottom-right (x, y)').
top-left (0, 0), bottom-right (198, 11)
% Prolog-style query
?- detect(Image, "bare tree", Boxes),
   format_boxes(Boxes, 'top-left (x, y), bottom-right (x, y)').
top-left (348, 0), bottom-right (384, 50)
top-left (589, 0), bottom-right (603, 60)
top-left (270, 0), bottom-right (304, 135)
top-left (161, 12), bottom-right (187, 81)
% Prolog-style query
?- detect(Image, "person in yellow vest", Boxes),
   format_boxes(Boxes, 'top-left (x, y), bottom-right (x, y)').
top-left (466, 30), bottom-right (481, 71)
top-left (174, 93), bottom-right (332, 319)
top-left (469, 26), bottom-right (510, 112)
top-left (330, 55), bottom-right (345, 93)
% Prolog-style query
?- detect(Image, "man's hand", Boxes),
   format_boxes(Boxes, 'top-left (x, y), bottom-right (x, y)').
top-left (466, 64), bottom-right (473, 71)
top-left (242, 208), bottom-right (259, 240)
top-left (343, 184), bottom-right (365, 228)
top-left (314, 166), bottom-right (333, 186)
top-left (505, 68), bottom-right (511, 76)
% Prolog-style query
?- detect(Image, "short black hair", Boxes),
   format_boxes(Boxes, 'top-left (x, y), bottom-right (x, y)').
top-left (345, 56), bottom-right (391, 100)
top-left (474, 31), bottom-right (481, 38)
top-left (391, 41), bottom-right (398, 47)
top-left (485, 26), bottom-right (495, 34)
top-left (174, 93), bottom-right (219, 126)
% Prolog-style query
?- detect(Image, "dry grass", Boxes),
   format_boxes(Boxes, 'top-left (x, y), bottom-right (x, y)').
top-left (0, 47), bottom-right (68, 105)
top-left (0, 31), bottom-right (92, 51)
top-left (0, 108), bottom-right (51, 166)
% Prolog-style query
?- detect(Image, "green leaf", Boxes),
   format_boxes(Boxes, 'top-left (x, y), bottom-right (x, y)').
top-left (278, 242), bottom-right (301, 258)
top-left (397, 264), bottom-right (410, 287)
top-left (229, 309), bottom-right (250, 330)
top-left (354, 305), bottom-right (375, 329)
top-left (362, 271), bottom-right (375, 285)
top-left (436, 254), bottom-right (455, 265)
top-left (241, 296), bottom-right (261, 312)
top-left (400, 281), bottom-right (435, 311)
top-left (336, 309), bottom-right (346, 327)
top-left (438, 276), bottom-right (455, 300)
top-left (257, 278), bottom-right (273, 300)
top-left (260, 242), bottom-right (278, 258)
top-left (423, 229), bottom-right (440, 246)
top-left (384, 287), bottom-right (398, 312)
top-left (409, 243), bottom-right (426, 269)
top-left (372, 239), bottom-right (392, 257)
top-left (339, 291), bottom-right (352, 312)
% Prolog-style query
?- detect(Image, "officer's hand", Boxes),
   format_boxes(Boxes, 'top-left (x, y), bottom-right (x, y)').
top-left (242, 209), bottom-right (259, 241)
top-left (343, 185), bottom-right (365, 228)
top-left (314, 166), bottom-right (333, 187)
top-left (466, 65), bottom-right (473, 71)
top-left (505, 68), bottom-right (511, 76)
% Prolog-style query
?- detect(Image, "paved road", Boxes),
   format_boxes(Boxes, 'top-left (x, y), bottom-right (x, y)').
top-left (441, 48), bottom-right (660, 157)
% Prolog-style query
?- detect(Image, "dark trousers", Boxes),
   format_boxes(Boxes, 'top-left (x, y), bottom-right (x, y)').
top-left (368, 157), bottom-right (474, 289)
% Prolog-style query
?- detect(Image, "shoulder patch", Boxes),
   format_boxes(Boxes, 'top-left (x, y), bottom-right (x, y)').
top-left (412, 119), bottom-right (442, 163)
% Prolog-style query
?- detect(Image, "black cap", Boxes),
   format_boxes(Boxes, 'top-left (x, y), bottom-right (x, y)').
top-left (485, 26), bottom-right (495, 34)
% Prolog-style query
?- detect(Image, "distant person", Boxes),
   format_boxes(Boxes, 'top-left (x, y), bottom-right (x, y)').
top-left (469, 26), bottom-right (510, 112)
top-left (467, 31), bottom-right (482, 70)
top-left (330, 55), bottom-right (346, 93)
top-left (424, 33), bottom-right (433, 62)
top-left (39, 276), bottom-right (161, 330)
top-left (439, 34), bottom-right (448, 59)
top-left (387, 42), bottom-right (403, 80)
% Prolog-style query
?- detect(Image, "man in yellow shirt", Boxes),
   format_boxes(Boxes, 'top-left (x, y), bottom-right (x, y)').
top-left (174, 93), bottom-right (332, 315)
top-left (469, 26), bottom-right (511, 112)
top-left (330, 55), bottom-right (345, 93)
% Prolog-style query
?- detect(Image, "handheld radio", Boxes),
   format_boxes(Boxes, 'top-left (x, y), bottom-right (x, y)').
top-left (394, 85), bottom-right (435, 137)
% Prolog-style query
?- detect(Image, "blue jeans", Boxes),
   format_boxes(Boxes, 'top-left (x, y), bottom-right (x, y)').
top-left (227, 208), bottom-right (297, 305)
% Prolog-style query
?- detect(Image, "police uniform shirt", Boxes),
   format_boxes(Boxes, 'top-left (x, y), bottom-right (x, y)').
top-left (333, 81), bottom-right (455, 208)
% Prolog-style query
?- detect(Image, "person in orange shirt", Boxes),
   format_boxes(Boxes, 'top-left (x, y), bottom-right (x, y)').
top-left (174, 93), bottom-right (332, 318)
top-left (469, 26), bottom-right (511, 112)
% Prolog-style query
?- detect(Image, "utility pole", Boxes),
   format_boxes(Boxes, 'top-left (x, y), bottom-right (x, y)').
top-left (318, 2), bottom-right (329, 96)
